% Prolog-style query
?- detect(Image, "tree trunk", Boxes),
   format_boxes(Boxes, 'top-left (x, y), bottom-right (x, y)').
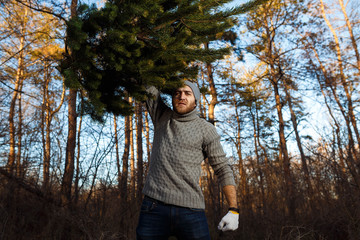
top-left (204, 159), bottom-right (220, 228)
top-left (60, 0), bottom-right (78, 208)
top-left (136, 102), bottom-right (144, 200)
top-left (338, 0), bottom-right (360, 72)
top-left (129, 98), bottom-right (135, 198)
top-left (265, 13), bottom-right (295, 218)
top-left (273, 80), bottom-right (295, 219)
top-left (250, 107), bottom-right (266, 215)
top-left (16, 78), bottom-right (23, 177)
top-left (42, 64), bottom-right (51, 190)
top-left (144, 110), bottom-right (151, 169)
top-left (199, 66), bottom-right (207, 119)
top-left (308, 39), bottom-right (360, 187)
top-left (320, 0), bottom-right (360, 149)
top-left (236, 108), bottom-right (247, 210)
top-left (120, 112), bottom-right (130, 202)
top-left (8, 8), bottom-right (27, 173)
top-left (42, 63), bottom-right (66, 192)
top-left (267, 46), bottom-right (295, 220)
top-left (255, 104), bottom-right (273, 210)
top-left (229, 77), bottom-right (247, 212)
top-left (41, 78), bottom-right (47, 187)
top-left (74, 96), bottom-right (83, 205)
top-left (114, 115), bottom-right (121, 191)
top-left (205, 43), bottom-right (217, 125)
top-left (284, 84), bottom-right (313, 195)
top-left (44, 102), bottom-right (51, 190)
top-left (61, 89), bottom-right (77, 207)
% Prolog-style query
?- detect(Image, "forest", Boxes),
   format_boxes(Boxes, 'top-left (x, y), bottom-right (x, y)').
top-left (0, 0), bottom-right (359, 239)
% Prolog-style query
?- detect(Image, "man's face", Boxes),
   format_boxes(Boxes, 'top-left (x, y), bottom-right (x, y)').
top-left (172, 85), bottom-right (196, 115)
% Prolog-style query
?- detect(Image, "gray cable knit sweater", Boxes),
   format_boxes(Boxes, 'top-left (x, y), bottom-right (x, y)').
top-left (142, 86), bottom-right (235, 209)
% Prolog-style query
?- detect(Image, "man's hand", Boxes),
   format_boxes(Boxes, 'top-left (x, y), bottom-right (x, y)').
top-left (219, 185), bottom-right (239, 231)
top-left (217, 211), bottom-right (239, 231)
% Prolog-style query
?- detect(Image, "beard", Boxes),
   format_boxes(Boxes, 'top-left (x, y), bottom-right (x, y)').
top-left (173, 102), bottom-right (196, 114)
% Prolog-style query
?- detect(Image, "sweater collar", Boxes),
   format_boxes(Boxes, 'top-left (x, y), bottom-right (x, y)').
top-left (173, 108), bottom-right (199, 122)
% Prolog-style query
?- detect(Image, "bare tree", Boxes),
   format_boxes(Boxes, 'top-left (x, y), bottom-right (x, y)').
top-left (8, 4), bottom-right (27, 174)
top-left (320, 0), bottom-right (360, 148)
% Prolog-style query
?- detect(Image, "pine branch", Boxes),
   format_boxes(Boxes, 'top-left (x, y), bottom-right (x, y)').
top-left (229, 0), bottom-right (269, 16)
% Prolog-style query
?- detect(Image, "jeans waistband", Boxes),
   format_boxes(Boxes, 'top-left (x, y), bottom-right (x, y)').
top-left (144, 195), bottom-right (171, 206)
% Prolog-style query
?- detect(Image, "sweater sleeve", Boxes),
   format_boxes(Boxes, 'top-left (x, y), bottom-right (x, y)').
top-left (145, 86), bottom-right (171, 125)
top-left (203, 122), bottom-right (236, 188)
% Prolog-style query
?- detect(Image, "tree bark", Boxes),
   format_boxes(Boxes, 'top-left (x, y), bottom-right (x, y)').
top-left (16, 74), bottom-right (23, 178)
top-left (307, 38), bottom-right (360, 187)
top-left (144, 110), bottom-right (151, 168)
top-left (338, 0), bottom-right (360, 72)
top-left (284, 83), bottom-right (313, 195)
top-left (320, 0), bottom-right (360, 149)
top-left (266, 21), bottom-right (295, 218)
top-left (273, 80), bottom-right (295, 218)
top-left (114, 115), bottom-right (121, 191)
top-left (136, 102), bottom-right (144, 200)
top-left (267, 39), bottom-right (295, 220)
top-left (8, 7), bottom-right (27, 173)
top-left (74, 95), bottom-right (83, 205)
top-left (61, 89), bottom-right (77, 207)
top-left (120, 111), bottom-right (130, 202)
top-left (255, 104), bottom-right (273, 207)
top-left (129, 98), bottom-right (135, 198)
top-left (205, 43), bottom-right (218, 125)
top-left (229, 73), bottom-right (247, 212)
top-left (250, 106), bottom-right (266, 215)
top-left (43, 81), bottom-right (51, 189)
top-left (61, 0), bottom-right (78, 207)
top-left (42, 64), bottom-right (66, 192)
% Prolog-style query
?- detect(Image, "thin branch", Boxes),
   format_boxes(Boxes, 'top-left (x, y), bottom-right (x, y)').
top-left (14, 0), bottom-right (68, 23)
top-left (0, 39), bottom-right (37, 67)
top-left (0, 167), bottom-right (60, 206)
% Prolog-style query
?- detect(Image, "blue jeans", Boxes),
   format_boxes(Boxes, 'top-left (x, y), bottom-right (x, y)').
top-left (136, 196), bottom-right (211, 240)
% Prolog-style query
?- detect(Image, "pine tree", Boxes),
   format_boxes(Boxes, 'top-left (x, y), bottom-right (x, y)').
top-left (60, 0), bottom-right (266, 120)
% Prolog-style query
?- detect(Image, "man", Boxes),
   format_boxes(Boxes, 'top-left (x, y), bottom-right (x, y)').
top-left (136, 81), bottom-right (239, 240)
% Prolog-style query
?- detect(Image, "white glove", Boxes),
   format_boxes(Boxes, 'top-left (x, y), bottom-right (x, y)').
top-left (217, 211), bottom-right (239, 231)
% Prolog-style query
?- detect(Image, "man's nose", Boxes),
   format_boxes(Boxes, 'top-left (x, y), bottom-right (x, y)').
top-left (179, 92), bottom-right (186, 99)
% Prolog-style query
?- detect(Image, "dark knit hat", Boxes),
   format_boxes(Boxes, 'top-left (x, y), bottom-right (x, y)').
top-left (184, 80), bottom-right (200, 104)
